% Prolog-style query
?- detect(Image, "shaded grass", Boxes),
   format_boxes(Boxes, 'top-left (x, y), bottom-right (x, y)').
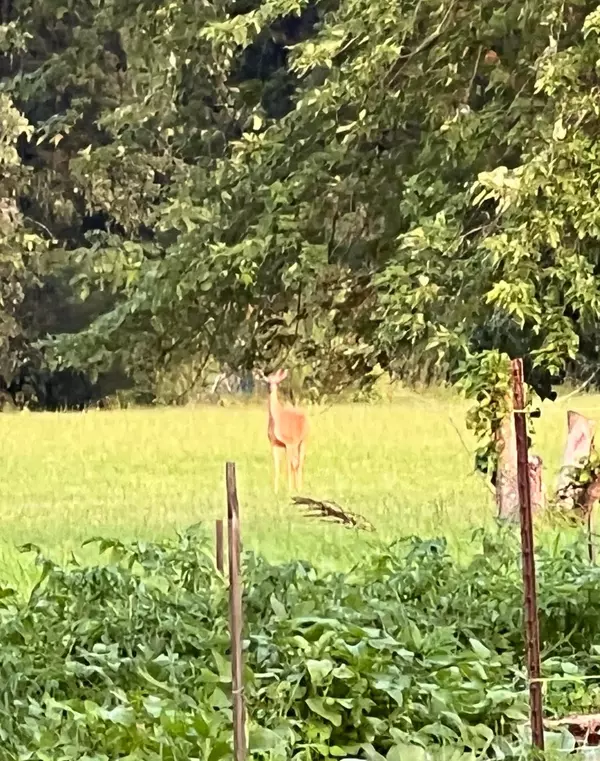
top-left (0, 388), bottom-right (596, 587)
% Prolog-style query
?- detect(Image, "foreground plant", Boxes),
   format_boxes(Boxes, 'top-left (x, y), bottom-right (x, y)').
top-left (0, 527), bottom-right (598, 758)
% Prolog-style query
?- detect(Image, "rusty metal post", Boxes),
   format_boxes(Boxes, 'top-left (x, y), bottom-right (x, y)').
top-left (226, 462), bottom-right (246, 761)
top-left (215, 519), bottom-right (224, 573)
top-left (511, 358), bottom-right (544, 751)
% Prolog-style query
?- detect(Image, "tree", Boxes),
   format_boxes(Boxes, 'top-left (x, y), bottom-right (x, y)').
top-left (1, 0), bottom-right (248, 403)
top-left (0, 5), bottom-right (123, 406)
top-left (0, 92), bottom-right (49, 387)
top-left (46, 0), bottom-right (600, 462)
top-left (1, 0), bottom-right (595, 475)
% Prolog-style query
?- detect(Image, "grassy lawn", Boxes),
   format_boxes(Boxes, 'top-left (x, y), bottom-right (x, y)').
top-left (0, 387), bottom-right (597, 587)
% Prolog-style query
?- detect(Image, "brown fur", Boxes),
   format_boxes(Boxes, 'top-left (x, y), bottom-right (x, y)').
top-left (266, 369), bottom-right (308, 493)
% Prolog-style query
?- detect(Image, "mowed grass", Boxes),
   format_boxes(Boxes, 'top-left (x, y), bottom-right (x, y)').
top-left (0, 387), bottom-right (597, 588)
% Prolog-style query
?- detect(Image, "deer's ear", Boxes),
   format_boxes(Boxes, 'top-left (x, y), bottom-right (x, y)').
top-left (278, 369), bottom-right (288, 382)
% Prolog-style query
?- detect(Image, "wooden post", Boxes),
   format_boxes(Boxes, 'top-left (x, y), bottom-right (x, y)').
top-left (555, 411), bottom-right (596, 510)
top-left (226, 462), bottom-right (246, 761)
top-left (511, 359), bottom-right (544, 751)
top-left (215, 519), bottom-right (224, 573)
top-left (496, 409), bottom-right (519, 521)
top-left (528, 455), bottom-right (544, 514)
top-left (496, 400), bottom-right (545, 521)
top-left (581, 479), bottom-right (600, 563)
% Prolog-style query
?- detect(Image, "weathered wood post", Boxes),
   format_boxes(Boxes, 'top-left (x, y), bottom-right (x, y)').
top-left (552, 410), bottom-right (599, 560)
top-left (511, 358), bottom-right (544, 751)
top-left (215, 519), bottom-right (224, 573)
top-left (555, 410), bottom-right (596, 510)
top-left (226, 462), bottom-right (246, 761)
top-left (496, 398), bottom-right (545, 521)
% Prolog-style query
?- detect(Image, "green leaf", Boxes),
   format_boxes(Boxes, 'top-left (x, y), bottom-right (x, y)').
top-left (306, 697), bottom-right (342, 726)
top-left (469, 638), bottom-right (492, 659)
top-left (387, 745), bottom-right (428, 761)
top-left (100, 705), bottom-right (136, 726)
top-left (270, 593), bottom-right (287, 618)
top-left (249, 726), bottom-right (285, 752)
top-left (306, 659), bottom-right (334, 685)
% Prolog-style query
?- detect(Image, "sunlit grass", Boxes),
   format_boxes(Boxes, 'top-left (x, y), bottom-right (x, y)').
top-left (0, 387), bottom-right (596, 588)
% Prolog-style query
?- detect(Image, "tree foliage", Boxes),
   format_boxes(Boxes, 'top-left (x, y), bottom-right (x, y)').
top-left (0, 93), bottom-right (47, 380)
top-left (3, 0), bottom-right (600, 456)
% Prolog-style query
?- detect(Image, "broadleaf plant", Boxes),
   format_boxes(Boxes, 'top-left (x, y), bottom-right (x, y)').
top-left (1, 527), bottom-right (600, 758)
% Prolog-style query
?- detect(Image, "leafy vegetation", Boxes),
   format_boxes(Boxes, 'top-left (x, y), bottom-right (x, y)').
top-left (3, 0), bottom-right (600, 463)
top-left (6, 3), bottom-right (600, 756)
top-left (1, 526), bottom-right (600, 759)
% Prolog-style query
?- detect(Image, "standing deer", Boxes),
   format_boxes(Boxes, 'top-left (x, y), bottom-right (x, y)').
top-left (265, 369), bottom-right (308, 493)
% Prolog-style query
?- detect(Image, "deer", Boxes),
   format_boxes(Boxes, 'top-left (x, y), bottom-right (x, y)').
top-left (264, 369), bottom-right (308, 494)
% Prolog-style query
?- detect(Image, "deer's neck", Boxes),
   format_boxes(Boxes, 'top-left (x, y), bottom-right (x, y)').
top-left (268, 386), bottom-right (282, 422)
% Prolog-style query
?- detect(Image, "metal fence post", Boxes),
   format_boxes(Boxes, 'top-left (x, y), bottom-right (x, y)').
top-left (511, 358), bottom-right (544, 751)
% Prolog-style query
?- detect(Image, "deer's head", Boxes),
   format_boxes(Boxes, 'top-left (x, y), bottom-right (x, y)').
top-left (265, 369), bottom-right (288, 389)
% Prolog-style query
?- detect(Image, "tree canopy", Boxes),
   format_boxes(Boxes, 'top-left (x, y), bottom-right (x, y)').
top-left (2, 0), bottom-right (600, 461)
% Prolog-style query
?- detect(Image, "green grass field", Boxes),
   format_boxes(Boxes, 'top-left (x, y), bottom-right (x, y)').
top-left (0, 387), bottom-right (597, 588)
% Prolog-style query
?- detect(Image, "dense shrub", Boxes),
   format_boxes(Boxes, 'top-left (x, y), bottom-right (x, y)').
top-left (0, 528), bottom-right (597, 759)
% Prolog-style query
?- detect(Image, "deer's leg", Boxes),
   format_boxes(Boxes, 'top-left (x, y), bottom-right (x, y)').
top-left (272, 446), bottom-right (283, 494)
top-left (290, 461), bottom-right (299, 493)
top-left (286, 447), bottom-right (294, 491)
top-left (296, 440), bottom-right (306, 493)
